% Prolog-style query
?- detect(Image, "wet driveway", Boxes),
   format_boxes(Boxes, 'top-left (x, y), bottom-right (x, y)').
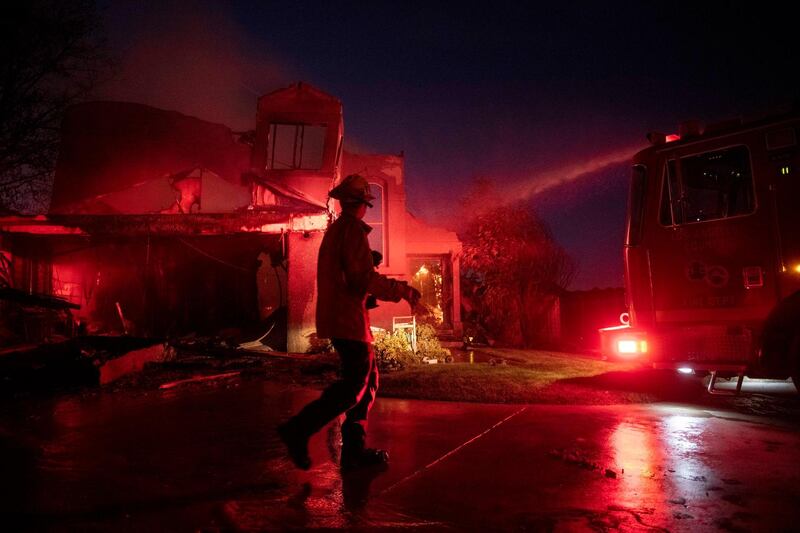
top-left (2, 378), bottom-right (799, 531)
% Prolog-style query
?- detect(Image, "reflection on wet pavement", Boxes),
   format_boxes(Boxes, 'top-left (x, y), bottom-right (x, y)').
top-left (1, 380), bottom-right (799, 531)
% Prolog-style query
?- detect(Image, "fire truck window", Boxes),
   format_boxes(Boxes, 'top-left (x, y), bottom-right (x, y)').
top-left (659, 160), bottom-right (677, 225)
top-left (677, 146), bottom-right (754, 223)
top-left (266, 123), bottom-right (326, 170)
top-left (627, 165), bottom-right (647, 246)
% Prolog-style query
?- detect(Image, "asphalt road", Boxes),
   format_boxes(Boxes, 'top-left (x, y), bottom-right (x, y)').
top-left (1, 378), bottom-right (799, 531)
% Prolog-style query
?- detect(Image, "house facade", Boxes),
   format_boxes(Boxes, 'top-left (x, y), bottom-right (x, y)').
top-left (0, 83), bottom-right (461, 351)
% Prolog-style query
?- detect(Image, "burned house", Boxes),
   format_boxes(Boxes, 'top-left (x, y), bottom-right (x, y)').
top-left (0, 83), bottom-right (461, 351)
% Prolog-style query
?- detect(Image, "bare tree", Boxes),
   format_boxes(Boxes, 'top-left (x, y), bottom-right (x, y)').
top-left (0, 0), bottom-right (110, 213)
top-left (459, 180), bottom-right (575, 347)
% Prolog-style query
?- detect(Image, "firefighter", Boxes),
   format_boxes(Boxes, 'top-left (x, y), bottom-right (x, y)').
top-left (278, 174), bottom-right (420, 470)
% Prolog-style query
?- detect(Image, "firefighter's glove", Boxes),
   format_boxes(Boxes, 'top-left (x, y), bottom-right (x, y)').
top-left (402, 284), bottom-right (421, 310)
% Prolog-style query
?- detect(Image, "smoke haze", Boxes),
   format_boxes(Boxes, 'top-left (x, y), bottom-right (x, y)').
top-left (100, 0), bottom-right (293, 130)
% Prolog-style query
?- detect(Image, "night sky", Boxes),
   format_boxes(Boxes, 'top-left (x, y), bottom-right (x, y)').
top-left (101, 1), bottom-right (798, 289)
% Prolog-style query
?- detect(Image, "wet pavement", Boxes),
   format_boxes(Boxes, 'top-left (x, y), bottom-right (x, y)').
top-left (2, 378), bottom-right (799, 531)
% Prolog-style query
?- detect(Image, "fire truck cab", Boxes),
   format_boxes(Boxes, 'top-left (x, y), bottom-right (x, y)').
top-left (600, 111), bottom-right (800, 392)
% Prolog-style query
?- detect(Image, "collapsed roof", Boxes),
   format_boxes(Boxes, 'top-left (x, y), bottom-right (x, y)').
top-left (50, 101), bottom-right (252, 213)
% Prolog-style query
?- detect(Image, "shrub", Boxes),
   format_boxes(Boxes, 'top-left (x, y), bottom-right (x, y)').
top-left (374, 324), bottom-right (452, 370)
top-left (459, 179), bottom-right (574, 347)
top-left (374, 329), bottom-right (418, 371)
top-left (416, 323), bottom-right (451, 362)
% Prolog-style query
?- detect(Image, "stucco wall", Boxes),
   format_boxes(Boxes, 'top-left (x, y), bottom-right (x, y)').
top-left (286, 231), bottom-right (323, 353)
top-left (340, 150), bottom-right (463, 334)
top-left (341, 150), bottom-right (408, 276)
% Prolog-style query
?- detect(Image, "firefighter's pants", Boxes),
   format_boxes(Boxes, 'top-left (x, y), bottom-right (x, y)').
top-left (287, 338), bottom-right (378, 450)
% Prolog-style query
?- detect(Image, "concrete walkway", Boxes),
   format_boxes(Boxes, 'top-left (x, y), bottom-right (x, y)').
top-left (2, 379), bottom-right (799, 531)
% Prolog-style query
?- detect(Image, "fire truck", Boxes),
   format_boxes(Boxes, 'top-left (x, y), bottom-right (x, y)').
top-left (600, 110), bottom-right (800, 393)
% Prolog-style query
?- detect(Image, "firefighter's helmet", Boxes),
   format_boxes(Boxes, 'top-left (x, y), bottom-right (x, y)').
top-left (329, 174), bottom-right (375, 207)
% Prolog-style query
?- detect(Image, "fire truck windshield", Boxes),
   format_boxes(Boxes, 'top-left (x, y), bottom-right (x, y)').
top-left (659, 145), bottom-right (755, 225)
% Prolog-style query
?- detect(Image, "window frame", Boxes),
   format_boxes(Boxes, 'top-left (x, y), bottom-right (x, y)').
top-left (626, 164), bottom-right (648, 246)
top-left (658, 159), bottom-right (678, 226)
top-left (365, 181), bottom-right (386, 264)
top-left (265, 122), bottom-right (327, 171)
top-left (657, 144), bottom-right (757, 227)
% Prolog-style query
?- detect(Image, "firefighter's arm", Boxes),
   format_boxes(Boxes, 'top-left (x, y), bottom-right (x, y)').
top-left (342, 224), bottom-right (419, 305)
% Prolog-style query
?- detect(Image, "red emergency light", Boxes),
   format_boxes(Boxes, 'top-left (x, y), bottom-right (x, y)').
top-left (646, 132), bottom-right (681, 145)
top-left (616, 338), bottom-right (648, 357)
top-left (599, 324), bottom-right (649, 359)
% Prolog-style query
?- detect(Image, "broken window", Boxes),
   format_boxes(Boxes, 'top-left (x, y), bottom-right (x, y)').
top-left (364, 182), bottom-right (384, 258)
top-left (266, 123), bottom-right (327, 170)
top-left (661, 146), bottom-right (755, 225)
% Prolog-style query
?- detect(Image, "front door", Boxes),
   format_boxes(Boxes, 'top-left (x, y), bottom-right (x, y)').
top-left (409, 255), bottom-right (452, 329)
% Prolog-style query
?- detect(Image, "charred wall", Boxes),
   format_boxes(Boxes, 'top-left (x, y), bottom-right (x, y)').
top-left (5, 233), bottom-right (284, 340)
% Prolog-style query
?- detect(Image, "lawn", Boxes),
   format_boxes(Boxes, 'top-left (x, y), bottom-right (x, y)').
top-left (115, 346), bottom-right (706, 405)
top-left (379, 348), bottom-right (697, 404)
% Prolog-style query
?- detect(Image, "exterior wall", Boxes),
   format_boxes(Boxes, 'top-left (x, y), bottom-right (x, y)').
top-left (252, 83), bottom-right (343, 206)
top-left (340, 150), bottom-right (463, 335)
top-left (286, 231), bottom-right (323, 353)
top-left (340, 151), bottom-right (408, 275)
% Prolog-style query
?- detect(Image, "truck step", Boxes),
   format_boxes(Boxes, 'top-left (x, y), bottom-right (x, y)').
top-left (707, 370), bottom-right (745, 395)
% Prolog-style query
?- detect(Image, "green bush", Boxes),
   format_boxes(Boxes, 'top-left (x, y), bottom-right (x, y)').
top-left (374, 324), bottom-right (451, 371)
top-left (416, 323), bottom-right (451, 362)
top-left (374, 329), bottom-right (418, 371)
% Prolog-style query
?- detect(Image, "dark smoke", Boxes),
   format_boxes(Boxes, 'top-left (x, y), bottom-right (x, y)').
top-left (100, 0), bottom-right (294, 129)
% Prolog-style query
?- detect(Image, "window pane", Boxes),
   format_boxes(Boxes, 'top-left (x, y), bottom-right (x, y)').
top-left (368, 224), bottom-right (383, 257)
top-left (299, 125), bottom-right (326, 169)
top-left (266, 124), bottom-right (327, 170)
top-left (365, 183), bottom-right (384, 256)
top-left (269, 124), bottom-right (298, 169)
top-left (363, 184), bottom-right (383, 224)
top-left (679, 146), bottom-right (754, 223)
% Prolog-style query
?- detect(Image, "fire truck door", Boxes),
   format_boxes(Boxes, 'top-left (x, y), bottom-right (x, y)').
top-left (649, 145), bottom-right (775, 325)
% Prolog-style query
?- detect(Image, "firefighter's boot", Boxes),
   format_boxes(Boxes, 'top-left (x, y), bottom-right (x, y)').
top-left (341, 422), bottom-right (389, 471)
top-left (278, 420), bottom-right (311, 470)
